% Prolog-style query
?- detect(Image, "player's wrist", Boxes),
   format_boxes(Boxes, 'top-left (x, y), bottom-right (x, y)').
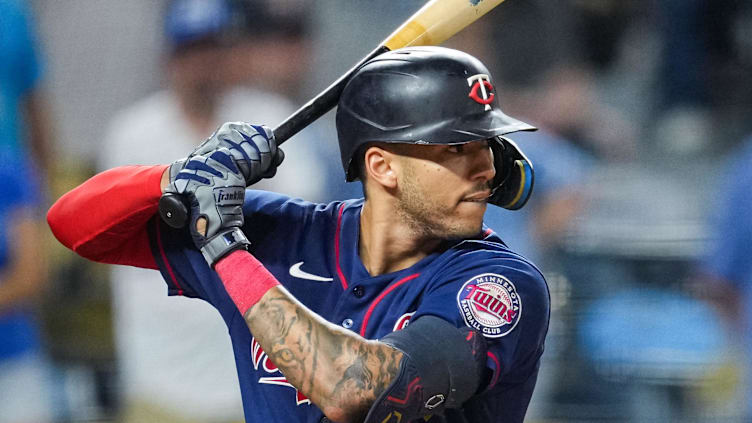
top-left (163, 158), bottom-right (187, 193)
top-left (160, 166), bottom-right (170, 193)
top-left (200, 227), bottom-right (251, 267)
top-left (215, 249), bottom-right (280, 315)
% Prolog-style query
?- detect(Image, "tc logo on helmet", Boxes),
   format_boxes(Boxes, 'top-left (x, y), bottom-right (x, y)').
top-left (467, 74), bottom-right (495, 111)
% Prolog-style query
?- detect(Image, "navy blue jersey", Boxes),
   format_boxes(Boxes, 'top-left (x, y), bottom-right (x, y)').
top-left (148, 190), bottom-right (550, 423)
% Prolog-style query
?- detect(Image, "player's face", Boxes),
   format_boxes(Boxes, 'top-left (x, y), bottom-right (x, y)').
top-left (393, 140), bottom-right (495, 240)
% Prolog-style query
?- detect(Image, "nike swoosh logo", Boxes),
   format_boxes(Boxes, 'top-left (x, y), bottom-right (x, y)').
top-left (289, 262), bottom-right (333, 282)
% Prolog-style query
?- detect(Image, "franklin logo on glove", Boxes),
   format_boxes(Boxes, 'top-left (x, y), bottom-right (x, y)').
top-left (214, 187), bottom-right (245, 205)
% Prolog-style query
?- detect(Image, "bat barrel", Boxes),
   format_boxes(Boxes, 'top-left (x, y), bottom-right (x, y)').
top-left (382, 0), bottom-right (507, 50)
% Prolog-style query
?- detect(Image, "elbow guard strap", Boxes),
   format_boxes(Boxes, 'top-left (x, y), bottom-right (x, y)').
top-left (363, 316), bottom-right (487, 422)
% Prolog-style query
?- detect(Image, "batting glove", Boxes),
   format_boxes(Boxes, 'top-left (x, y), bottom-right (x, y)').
top-left (165, 148), bottom-right (251, 267)
top-left (188, 122), bottom-right (284, 186)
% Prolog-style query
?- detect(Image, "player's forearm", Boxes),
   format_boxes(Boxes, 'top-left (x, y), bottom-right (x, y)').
top-left (247, 287), bottom-right (402, 422)
top-left (216, 251), bottom-right (403, 423)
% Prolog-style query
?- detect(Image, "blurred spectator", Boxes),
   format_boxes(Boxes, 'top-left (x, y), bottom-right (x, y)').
top-left (0, 152), bottom-right (56, 422)
top-left (0, 0), bottom-right (54, 185)
top-left (0, 1), bottom-right (58, 421)
top-left (483, 129), bottom-right (594, 267)
top-left (656, 0), bottom-right (709, 110)
top-left (570, 0), bottom-right (641, 72)
top-left (97, 0), bottom-right (327, 422)
top-left (224, 0), bottom-right (312, 98)
top-left (531, 64), bottom-right (638, 162)
top-left (700, 136), bottom-right (752, 420)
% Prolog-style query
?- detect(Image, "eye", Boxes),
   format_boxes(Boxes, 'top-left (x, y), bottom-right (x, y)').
top-left (447, 144), bottom-right (464, 153)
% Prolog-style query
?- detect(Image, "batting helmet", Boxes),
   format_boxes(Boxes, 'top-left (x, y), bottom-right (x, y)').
top-left (336, 46), bottom-right (536, 210)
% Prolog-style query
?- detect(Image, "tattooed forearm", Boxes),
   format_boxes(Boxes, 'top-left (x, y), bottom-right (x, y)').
top-left (246, 286), bottom-right (404, 422)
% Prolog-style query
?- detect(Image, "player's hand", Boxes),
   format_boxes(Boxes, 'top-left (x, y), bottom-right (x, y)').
top-left (165, 148), bottom-right (251, 266)
top-left (188, 122), bottom-right (284, 186)
top-left (157, 122), bottom-right (282, 230)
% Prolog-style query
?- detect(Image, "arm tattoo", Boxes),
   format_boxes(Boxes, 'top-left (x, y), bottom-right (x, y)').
top-left (246, 287), bottom-right (403, 421)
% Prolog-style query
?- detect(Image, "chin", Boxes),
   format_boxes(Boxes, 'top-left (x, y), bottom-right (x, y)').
top-left (439, 218), bottom-right (484, 241)
top-left (459, 201), bottom-right (487, 222)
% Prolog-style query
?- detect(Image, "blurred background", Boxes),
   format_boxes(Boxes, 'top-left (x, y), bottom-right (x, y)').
top-left (3, 0), bottom-right (752, 421)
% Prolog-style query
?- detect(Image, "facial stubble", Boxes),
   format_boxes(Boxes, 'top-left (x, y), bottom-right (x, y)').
top-left (395, 163), bottom-right (484, 241)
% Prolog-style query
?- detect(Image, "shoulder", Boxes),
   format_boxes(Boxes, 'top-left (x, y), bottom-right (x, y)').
top-left (441, 238), bottom-right (546, 288)
top-left (243, 190), bottom-right (360, 223)
top-left (426, 239), bottom-right (550, 339)
top-left (448, 239), bottom-right (549, 306)
top-left (241, 192), bottom-right (360, 250)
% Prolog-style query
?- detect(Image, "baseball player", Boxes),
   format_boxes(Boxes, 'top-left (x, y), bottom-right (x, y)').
top-left (49, 47), bottom-right (550, 422)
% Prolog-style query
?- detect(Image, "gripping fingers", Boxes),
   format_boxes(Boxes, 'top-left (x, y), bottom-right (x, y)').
top-left (261, 148), bottom-right (285, 178)
top-left (173, 149), bottom-right (240, 193)
top-left (189, 122), bottom-right (249, 161)
top-left (169, 150), bottom-right (246, 244)
top-left (186, 122), bottom-right (281, 185)
top-left (229, 123), bottom-right (277, 181)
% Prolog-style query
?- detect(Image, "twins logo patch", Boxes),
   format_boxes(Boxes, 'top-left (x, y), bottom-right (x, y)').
top-left (457, 273), bottom-right (521, 338)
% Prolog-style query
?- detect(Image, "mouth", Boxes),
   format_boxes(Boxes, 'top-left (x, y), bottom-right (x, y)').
top-left (462, 190), bottom-right (492, 202)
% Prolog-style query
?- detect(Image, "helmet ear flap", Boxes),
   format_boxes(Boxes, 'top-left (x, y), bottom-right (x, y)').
top-left (488, 137), bottom-right (534, 210)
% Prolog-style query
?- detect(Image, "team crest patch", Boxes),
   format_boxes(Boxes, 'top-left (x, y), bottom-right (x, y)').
top-left (457, 273), bottom-right (521, 338)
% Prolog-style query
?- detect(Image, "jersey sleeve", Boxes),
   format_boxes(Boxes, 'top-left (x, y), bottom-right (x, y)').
top-left (47, 165), bottom-right (166, 269)
top-left (411, 244), bottom-right (550, 421)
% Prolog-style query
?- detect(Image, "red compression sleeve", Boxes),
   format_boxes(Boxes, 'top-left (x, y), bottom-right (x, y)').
top-left (215, 250), bottom-right (280, 315)
top-left (48, 165), bottom-right (168, 269)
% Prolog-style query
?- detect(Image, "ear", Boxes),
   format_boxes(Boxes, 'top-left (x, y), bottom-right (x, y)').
top-left (363, 146), bottom-right (398, 190)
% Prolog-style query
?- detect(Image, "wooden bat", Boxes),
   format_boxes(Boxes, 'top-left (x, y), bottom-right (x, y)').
top-left (159, 0), bottom-right (508, 228)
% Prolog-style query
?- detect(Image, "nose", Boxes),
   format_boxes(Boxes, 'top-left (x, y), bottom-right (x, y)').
top-left (469, 142), bottom-right (496, 183)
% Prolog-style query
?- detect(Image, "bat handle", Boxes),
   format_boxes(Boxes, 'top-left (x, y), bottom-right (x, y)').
top-left (158, 192), bottom-right (189, 229)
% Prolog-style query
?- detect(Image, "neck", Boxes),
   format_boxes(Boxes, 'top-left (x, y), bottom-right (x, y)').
top-left (359, 199), bottom-right (442, 276)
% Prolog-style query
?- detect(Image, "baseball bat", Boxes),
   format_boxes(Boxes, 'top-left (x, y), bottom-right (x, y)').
top-left (159, 0), bottom-right (508, 228)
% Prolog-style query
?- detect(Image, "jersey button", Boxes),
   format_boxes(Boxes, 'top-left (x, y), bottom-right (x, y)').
top-left (352, 285), bottom-right (365, 298)
top-left (342, 318), bottom-right (354, 329)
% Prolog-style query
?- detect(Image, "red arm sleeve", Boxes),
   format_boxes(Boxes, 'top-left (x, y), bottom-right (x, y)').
top-left (47, 165), bottom-right (169, 269)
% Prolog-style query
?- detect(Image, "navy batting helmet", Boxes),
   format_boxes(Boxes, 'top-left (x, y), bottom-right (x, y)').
top-left (335, 46), bottom-right (536, 210)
